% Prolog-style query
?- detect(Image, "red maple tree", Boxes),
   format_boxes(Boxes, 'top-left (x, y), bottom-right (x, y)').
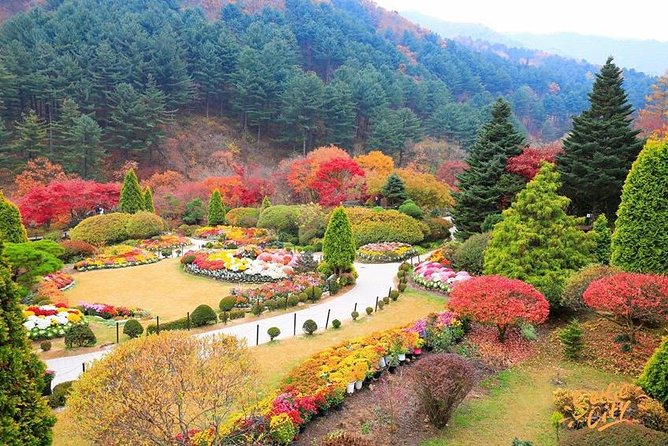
top-left (506, 144), bottom-right (563, 181)
top-left (313, 157), bottom-right (366, 206)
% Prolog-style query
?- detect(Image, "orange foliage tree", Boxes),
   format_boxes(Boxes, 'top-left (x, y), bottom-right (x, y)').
top-left (285, 145), bottom-right (355, 203)
top-left (14, 157), bottom-right (71, 197)
top-left (143, 170), bottom-right (184, 193)
top-left (395, 168), bottom-right (454, 209)
top-left (354, 150), bottom-right (394, 196)
top-left (636, 73), bottom-right (668, 138)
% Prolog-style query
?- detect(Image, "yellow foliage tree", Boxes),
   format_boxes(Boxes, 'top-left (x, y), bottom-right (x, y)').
top-left (395, 168), bottom-right (454, 209)
top-left (354, 150), bottom-right (394, 196)
top-left (637, 73), bottom-right (668, 138)
top-left (67, 332), bottom-right (258, 445)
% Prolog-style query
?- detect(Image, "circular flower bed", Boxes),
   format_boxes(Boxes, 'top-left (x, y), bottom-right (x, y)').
top-left (181, 248), bottom-right (301, 283)
top-left (23, 304), bottom-right (85, 340)
top-left (136, 234), bottom-right (189, 251)
top-left (74, 245), bottom-right (159, 271)
top-left (193, 225), bottom-right (273, 246)
top-left (357, 242), bottom-right (418, 263)
top-left (411, 260), bottom-right (471, 293)
top-left (43, 271), bottom-right (75, 291)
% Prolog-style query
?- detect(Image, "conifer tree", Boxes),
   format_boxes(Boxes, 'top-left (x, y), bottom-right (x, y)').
top-left (66, 115), bottom-right (102, 179)
top-left (14, 110), bottom-right (47, 162)
top-left (119, 169), bottom-right (145, 214)
top-left (381, 173), bottom-right (407, 207)
top-left (590, 214), bottom-right (611, 265)
top-left (0, 242), bottom-right (55, 444)
top-left (452, 98), bottom-right (525, 239)
top-left (143, 187), bottom-right (155, 213)
top-left (0, 192), bottom-right (28, 243)
top-left (610, 139), bottom-right (668, 274)
top-left (53, 98), bottom-right (82, 166)
top-left (558, 57), bottom-right (644, 218)
top-left (261, 196), bottom-right (271, 211)
top-left (484, 163), bottom-right (594, 305)
top-left (207, 189), bottom-right (225, 226)
top-left (638, 336), bottom-right (668, 410)
top-left (322, 207), bottom-right (356, 276)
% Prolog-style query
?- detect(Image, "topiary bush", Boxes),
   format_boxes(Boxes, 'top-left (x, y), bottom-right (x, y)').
top-left (48, 381), bottom-right (74, 408)
top-left (64, 324), bottom-right (97, 348)
top-left (423, 217), bottom-right (453, 243)
top-left (304, 286), bottom-right (323, 302)
top-left (123, 319), bottom-right (144, 339)
top-left (190, 304), bottom-right (217, 327)
top-left (40, 340), bottom-right (51, 352)
top-left (146, 317), bottom-right (190, 334)
top-left (219, 296), bottom-right (237, 312)
top-left (287, 295), bottom-right (300, 307)
top-left (560, 264), bottom-right (620, 311)
top-left (453, 232), bottom-right (491, 275)
top-left (377, 300), bottom-right (385, 310)
top-left (351, 311), bottom-right (359, 320)
top-left (267, 327), bottom-right (281, 341)
top-left (365, 307), bottom-right (373, 315)
top-left (389, 290), bottom-right (400, 301)
top-left (410, 353), bottom-right (476, 429)
top-left (331, 319), bottom-right (341, 329)
top-left (70, 213), bottom-right (131, 245)
top-left (125, 211), bottom-right (167, 239)
top-left (226, 207), bottom-right (260, 228)
top-left (59, 240), bottom-right (97, 263)
top-left (558, 422), bottom-right (668, 446)
top-left (344, 207), bottom-right (425, 246)
top-left (257, 205), bottom-right (300, 238)
top-left (398, 283), bottom-right (406, 292)
top-left (638, 337), bottom-right (668, 410)
top-left (399, 199), bottom-right (424, 220)
top-left (302, 319), bottom-right (318, 335)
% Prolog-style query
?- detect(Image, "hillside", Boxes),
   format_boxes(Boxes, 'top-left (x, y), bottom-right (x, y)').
top-left (0, 0), bottom-right (655, 183)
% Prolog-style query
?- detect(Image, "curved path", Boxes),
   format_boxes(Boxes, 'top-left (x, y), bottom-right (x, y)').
top-left (46, 258), bottom-right (420, 387)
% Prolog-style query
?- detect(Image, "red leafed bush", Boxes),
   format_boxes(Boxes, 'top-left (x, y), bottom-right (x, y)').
top-left (59, 240), bottom-right (98, 262)
top-left (449, 276), bottom-right (550, 341)
top-left (583, 273), bottom-right (668, 339)
top-left (506, 144), bottom-right (563, 181)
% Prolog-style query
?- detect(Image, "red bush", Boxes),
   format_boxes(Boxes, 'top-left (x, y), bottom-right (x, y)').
top-left (60, 240), bottom-right (98, 262)
top-left (583, 273), bottom-right (668, 338)
top-left (449, 276), bottom-right (550, 341)
top-left (506, 144), bottom-right (563, 181)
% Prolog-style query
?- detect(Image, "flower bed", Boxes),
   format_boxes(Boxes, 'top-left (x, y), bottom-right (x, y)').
top-left (230, 273), bottom-right (324, 307)
top-left (136, 234), bottom-right (189, 251)
top-left (23, 303), bottom-right (85, 340)
top-left (43, 271), bottom-right (74, 291)
top-left (181, 248), bottom-right (301, 283)
top-left (193, 225), bottom-right (273, 246)
top-left (357, 242), bottom-right (418, 263)
top-left (411, 260), bottom-right (471, 293)
top-left (74, 245), bottom-right (159, 271)
top-left (78, 302), bottom-right (149, 320)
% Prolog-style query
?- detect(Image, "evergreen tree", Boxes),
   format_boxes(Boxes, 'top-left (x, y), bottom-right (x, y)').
top-left (52, 98), bottom-right (82, 166)
top-left (0, 117), bottom-right (11, 162)
top-left (452, 98), bottom-right (525, 239)
top-left (139, 76), bottom-right (171, 163)
top-left (261, 196), bottom-right (271, 210)
top-left (107, 84), bottom-right (145, 159)
top-left (143, 187), bottom-right (155, 213)
top-left (638, 336), bottom-right (668, 410)
top-left (381, 173), bottom-right (407, 207)
top-left (14, 110), bottom-right (47, 162)
top-left (207, 189), bottom-right (225, 226)
top-left (119, 169), bottom-right (145, 214)
top-left (610, 139), bottom-right (668, 274)
top-left (279, 70), bottom-right (325, 154)
top-left (558, 57), bottom-right (644, 218)
top-left (0, 192), bottom-right (28, 243)
top-left (484, 163), bottom-right (594, 306)
top-left (590, 214), bottom-right (611, 265)
top-left (183, 198), bottom-right (205, 225)
top-left (0, 241), bottom-right (55, 444)
top-left (66, 115), bottom-right (103, 179)
top-left (322, 207), bottom-right (355, 275)
top-left (323, 80), bottom-right (355, 150)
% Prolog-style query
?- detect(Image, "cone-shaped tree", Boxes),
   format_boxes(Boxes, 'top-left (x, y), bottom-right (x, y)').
top-left (638, 336), bottom-right (668, 410)
top-left (484, 163), bottom-right (594, 306)
top-left (591, 214), bottom-right (611, 264)
top-left (558, 57), bottom-right (644, 218)
top-left (119, 169), bottom-right (145, 214)
top-left (261, 196), bottom-right (271, 211)
top-left (322, 207), bottom-right (356, 275)
top-left (611, 139), bottom-right (668, 274)
top-left (452, 98), bottom-right (525, 239)
top-left (0, 191), bottom-right (28, 243)
top-left (0, 242), bottom-right (55, 443)
top-left (381, 173), bottom-right (407, 207)
top-left (207, 189), bottom-right (225, 226)
top-left (143, 187), bottom-right (155, 213)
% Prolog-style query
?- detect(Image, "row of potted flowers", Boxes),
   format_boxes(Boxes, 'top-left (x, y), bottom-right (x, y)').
top-left (230, 273), bottom-right (324, 307)
top-left (22, 303), bottom-right (85, 340)
top-left (411, 260), bottom-right (472, 293)
top-left (78, 302), bottom-right (149, 320)
top-left (181, 249), bottom-right (301, 283)
top-left (356, 242), bottom-right (418, 263)
top-left (43, 271), bottom-right (75, 290)
top-left (136, 234), bottom-right (190, 251)
top-left (74, 245), bottom-right (159, 271)
top-left (193, 225), bottom-right (274, 246)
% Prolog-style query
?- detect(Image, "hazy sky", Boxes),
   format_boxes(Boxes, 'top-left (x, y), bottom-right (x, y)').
top-left (373, 0), bottom-right (668, 42)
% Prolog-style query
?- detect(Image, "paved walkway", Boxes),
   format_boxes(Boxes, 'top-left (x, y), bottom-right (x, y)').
top-left (46, 258), bottom-right (421, 387)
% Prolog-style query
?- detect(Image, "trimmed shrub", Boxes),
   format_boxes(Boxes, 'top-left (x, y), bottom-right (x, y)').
top-left (302, 319), bottom-right (318, 335)
top-left (59, 240), bottom-right (97, 262)
top-left (123, 319), bottom-right (144, 339)
top-left (64, 324), bottom-right (96, 348)
top-left (287, 295), bottom-right (300, 307)
top-left (389, 290), bottom-right (400, 301)
top-left (0, 191), bottom-right (28, 243)
top-left (267, 327), bottom-right (281, 341)
top-left (257, 205), bottom-right (300, 237)
top-left (399, 199), bottom-right (424, 219)
top-left (424, 217), bottom-right (453, 243)
top-left (304, 286), bottom-right (323, 302)
top-left (453, 232), bottom-right (491, 275)
top-left (190, 304), bottom-right (217, 327)
top-left (377, 300), bottom-right (385, 310)
top-left (561, 264), bottom-right (620, 311)
top-left (40, 341), bottom-right (51, 352)
top-left (219, 296), bottom-right (237, 312)
top-left (344, 207), bottom-right (425, 246)
top-left (48, 381), bottom-right (74, 408)
top-left (323, 207), bottom-right (356, 276)
top-left (638, 337), bottom-right (668, 410)
top-left (351, 311), bottom-right (359, 320)
top-left (558, 422), bottom-right (668, 446)
top-left (365, 307), bottom-right (373, 315)
top-left (398, 283), bottom-right (406, 292)
top-left (125, 211), bottom-right (166, 239)
top-left (226, 207), bottom-right (260, 228)
top-left (411, 353), bottom-right (475, 429)
top-left (207, 189), bottom-right (226, 226)
top-left (119, 169), bottom-right (145, 214)
top-left (219, 311), bottom-right (229, 324)
top-left (70, 213), bottom-right (130, 245)
top-left (331, 319), bottom-right (341, 329)
top-left (146, 317), bottom-right (190, 334)
top-left (297, 203), bottom-right (328, 245)
top-left (229, 310), bottom-right (245, 320)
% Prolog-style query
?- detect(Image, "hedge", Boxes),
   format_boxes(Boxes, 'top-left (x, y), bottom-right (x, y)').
top-left (70, 213), bottom-right (131, 245)
top-left (125, 212), bottom-right (167, 239)
top-left (344, 207), bottom-right (424, 247)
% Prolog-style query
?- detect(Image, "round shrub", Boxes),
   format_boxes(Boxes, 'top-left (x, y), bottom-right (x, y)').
top-left (558, 422), bottom-right (668, 446)
top-left (125, 211), bottom-right (167, 239)
top-left (365, 307), bottom-right (373, 315)
top-left (399, 199), bottom-right (424, 219)
top-left (287, 295), bottom-right (300, 307)
top-left (70, 213), bottom-right (130, 245)
top-left (382, 296), bottom-right (390, 304)
top-left (123, 319), bottom-right (144, 339)
top-left (453, 232), bottom-right (491, 275)
top-left (331, 319), bottom-right (341, 329)
top-left (398, 283), bottom-right (407, 292)
top-left (190, 304), bottom-right (217, 327)
top-left (48, 381), bottom-right (74, 408)
top-left (297, 292), bottom-right (308, 303)
top-left (423, 217), bottom-right (453, 243)
top-left (267, 327), bottom-right (281, 341)
top-left (344, 207), bottom-right (425, 246)
top-left (59, 240), bottom-right (97, 262)
top-left (40, 340), bottom-right (52, 352)
top-left (302, 319), bottom-right (318, 335)
top-left (226, 207), bottom-right (260, 228)
top-left (389, 290), bottom-right (400, 301)
top-left (257, 205), bottom-right (300, 237)
top-left (638, 336), bottom-right (668, 410)
top-left (377, 300), bottom-right (385, 310)
top-left (64, 324), bottom-right (97, 349)
top-left (351, 311), bottom-right (359, 320)
top-left (411, 353), bottom-right (476, 429)
top-left (219, 296), bottom-right (237, 312)
top-left (304, 286), bottom-right (323, 302)
top-left (561, 264), bottom-right (620, 311)
top-left (219, 311), bottom-right (229, 324)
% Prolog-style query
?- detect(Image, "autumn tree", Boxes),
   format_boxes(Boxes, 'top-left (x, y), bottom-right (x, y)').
top-left (313, 157), bottom-right (366, 206)
top-left (436, 160), bottom-right (468, 189)
top-left (355, 150), bottom-right (394, 197)
top-left (119, 169), bottom-right (145, 214)
top-left (636, 73), bottom-right (668, 138)
top-left (558, 57), bottom-right (644, 218)
top-left (506, 144), bottom-right (563, 181)
top-left (395, 167), bottom-right (454, 209)
top-left (322, 207), bottom-right (356, 275)
top-left (207, 189), bottom-right (226, 225)
top-left (67, 332), bottom-right (258, 445)
top-left (381, 173), bottom-right (407, 207)
top-left (448, 276), bottom-right (550, 341)
top-left (0, 192), bottom-right (28, 243)
top-left (14, 157), bottom-right (69, 197)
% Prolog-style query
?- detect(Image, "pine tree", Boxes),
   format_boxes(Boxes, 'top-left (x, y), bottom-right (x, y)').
top-left (323, 80), bottom-right (355, 150)
top-left (207, 189), bottom-right (225, 226)
top-left (0, 241), bottom-right (55, 444)
top-left (558, 57), bottom-right (644, 218)
top-left (452, 98), bottom-right (525, 239)
top-left (610, 139), bottom-right (668, 274)
top-left (0, 192), bottom-right (28, 243)
top-left (381, 173), bottom-right (407, 207)
top-left (66, 115), bottom-right (103, 179)
top-left (484, 163), bottom-right (594, 306)
top-left (591, 214), bottom-right (611, 265)
top-left (322, 207), bottom-right (355, 276)
top-left (14, 110), bottom-right (47, 162)
top-left (119, 169), bottom-right (145, 214)
top-left (143, 187), bottom-right (155, 213)
top-left (53, 98), bottom-right (82, 167)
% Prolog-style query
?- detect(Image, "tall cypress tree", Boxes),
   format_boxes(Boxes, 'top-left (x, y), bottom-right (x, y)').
top-left (591, 214), bottom-right (611, 265)
top-left (0, 241), bottom-right (55, 444)
top-left (452, 98), bottom-right (525, 239)
top-left (143, 187), bottom-right (155, 213)
top-left (207, 189), bottom-right (225, 226)
top-left (322, 207), bottom-right (355, 275)
top-left (558, 57), bottom-right (644, 218)
top-left (119, 169), bottom-right (145, 214)
top-left (0, 192), bottom-right (28, 243)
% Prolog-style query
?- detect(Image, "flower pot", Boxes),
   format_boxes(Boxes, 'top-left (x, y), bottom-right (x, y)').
top-left (379, 357), bottom-right (387, 368)
top-left (355, 380), bottom-right (363, 390)
top-left (346, 382), bottom-right (355, 394)
top-left (398, 353), bottom-right (406, 362)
